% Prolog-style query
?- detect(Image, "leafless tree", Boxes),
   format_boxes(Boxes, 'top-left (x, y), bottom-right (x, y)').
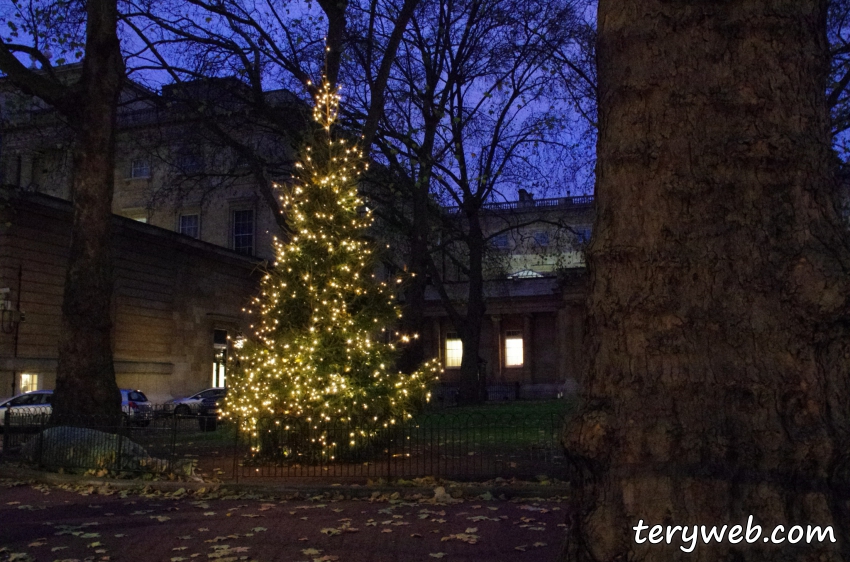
top-left (119, 0), bottom-right (421, 229)
top-left (0, 0), bottom-right (124, 421)
top-left (350, 0), bottom-right (587, 402)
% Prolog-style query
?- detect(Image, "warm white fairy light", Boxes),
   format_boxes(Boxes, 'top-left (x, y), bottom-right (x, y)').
top-left (223, 80), bottom-right (441, 456)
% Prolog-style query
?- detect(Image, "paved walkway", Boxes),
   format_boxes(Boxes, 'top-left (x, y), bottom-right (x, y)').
top-left (0, 479), bottom-right (567, 562)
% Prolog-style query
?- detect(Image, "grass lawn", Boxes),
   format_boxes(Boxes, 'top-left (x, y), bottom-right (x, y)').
top-left (424, 398), bottom-right (576, 418)
top-left (168, 398), bottom-right (578, 450)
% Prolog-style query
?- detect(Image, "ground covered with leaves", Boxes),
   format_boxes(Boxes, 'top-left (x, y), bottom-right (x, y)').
top-left (0, 479), bottom-right (566, 562)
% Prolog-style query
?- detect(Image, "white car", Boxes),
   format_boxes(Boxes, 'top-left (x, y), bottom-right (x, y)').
top-left (0, 390), bottom-right (52, 428)
top-left (121, 389), bottom-right (153, 426)
top-left (165, 388), bottom-right (228, 416)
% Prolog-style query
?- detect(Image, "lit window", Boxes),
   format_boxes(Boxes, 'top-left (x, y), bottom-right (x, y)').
top-left (20, 373), bottom-right (38, 393)
top-left (445, 333), bottom-right (463, 368)
top-left (130, 159), bottom-right (150, 178)
top-left (212, 329), bottom-right (227, 388)
top-left (233, 209), bottom-right (254, 255)
top-left (179, 213), bottom-right (200, 239)
top-left (505, 331), bottom-right (523, 367)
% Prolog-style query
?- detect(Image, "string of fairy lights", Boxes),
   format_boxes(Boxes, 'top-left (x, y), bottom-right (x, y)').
top-left (223, 80), bottom-right (441, 457)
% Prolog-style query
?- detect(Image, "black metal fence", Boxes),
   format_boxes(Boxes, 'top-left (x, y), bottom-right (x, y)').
top-left (1, 406), bottom-right (569, 482)
top-left (1, 408), bottom-right (212, 476)
top-left (235, 411), bottom-right (567, 481)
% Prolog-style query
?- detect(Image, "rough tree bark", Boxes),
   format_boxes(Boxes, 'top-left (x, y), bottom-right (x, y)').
top-left (0, 0), bottom-right (124, 423)
top-left (457, 207), bottom-right (486, 405)
top-left (563, 1), bottom-right (850, 561)
top-left (53, 0), bottom-right (124, 423)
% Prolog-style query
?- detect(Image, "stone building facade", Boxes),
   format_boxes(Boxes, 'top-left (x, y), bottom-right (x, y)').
top-left (424, 195), bottom-right (593, 400)
top-left (0, 70), bottom-right (593, 402)
top-left (0, 188), bottom-right (260, 402)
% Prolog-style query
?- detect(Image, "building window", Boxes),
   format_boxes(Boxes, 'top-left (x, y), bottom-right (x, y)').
top-left (130, 158), bottom-right (151, 179)
top-left (533, 231), bottom-right (549, 247)
top-left (212, 329), bottom-right (227, 388)
top-left (178, 213), bottom-right (200, 239)
top-left (505, 330), bottom-right (523, 367)
top-left (20, 373), bottom-right (38, 393)
top-left (575, 226), bottom-right (592, 244)
top-left (492, 233), bottom-right (509, 248)
top-left (445, 333), bottom-right (463, 368)
top-left (232, 209), bottom-right (254, 255)
top-left (178, 152), bottom-right (203, 174)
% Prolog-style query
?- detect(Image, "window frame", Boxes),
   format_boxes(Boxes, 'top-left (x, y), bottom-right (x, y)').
top-left (177, 151), bottom-right (203, 174)
top-left (130, 158), bottom-right (151, 179)
top-left (504, 330), bottom-right (524, 367)
top-left (178, 213), bottom-right (201, 239)
top-left (533, 231), bottom-right (549, 247)
top-left (575, 226), bottom-right (592, 244)
top-left (19, 373), bottom-right (38, 394)
top-left (232, 208), bottom-right (255, 256)
top-left (491, 233), bottom-right (509, 249)
top-left (444, 332), bottom-right (463, 368)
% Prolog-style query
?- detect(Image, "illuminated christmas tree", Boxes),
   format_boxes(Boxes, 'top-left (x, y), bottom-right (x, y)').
top-left (224, 81), bottom-right (441, 457)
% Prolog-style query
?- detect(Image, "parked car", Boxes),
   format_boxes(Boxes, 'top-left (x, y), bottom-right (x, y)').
top-left (0, 388), bottom-right (150, 428)
top-left (164, 387), bottom-right (228, 417)
top-left (0, 390), bottom-right (52, 428)
top-left (198, 392), bottom-right (227, 432)
top-left (121, 389), bottom-right (152, 426)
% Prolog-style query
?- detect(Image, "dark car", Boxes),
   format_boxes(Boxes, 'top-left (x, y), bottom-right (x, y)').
top-left (198, 390), bottom-right (227, 431)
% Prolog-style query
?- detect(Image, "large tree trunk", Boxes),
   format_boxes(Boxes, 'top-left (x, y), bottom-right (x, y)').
top-left (52, 0), bottom-right (124, 424)
top-left (397, 122), bottom-right (439, 375)
top-left (397, 180), bottom-right (430, 374)
top-left (563, 1), bottom-right (850, 561)
top-left (458, 209), bottom-right (486, 405)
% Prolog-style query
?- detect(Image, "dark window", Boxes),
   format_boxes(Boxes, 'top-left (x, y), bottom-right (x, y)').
top-left (213, 329), bottom-right (228, 346)
top-left (42, 394), bottom-right (51, 404)
top-left (575, 226), bottom-right (592, 244)
top-left (533, 231), bottom-right (549, 246)
top-left (232, 209), bottom-right (254, 255)
top-left (10, 394), bottom-right (40, 406)
top-left (492, 233), bottom-right (509, 248)
top-left (130, 159), bottom-right (150, 178)
top-left (128, 391), bottom-right (147, 402)
top-left (178, 152), bottom-right (203, 174)
top-left (178, 214), bottom-right (200, 239)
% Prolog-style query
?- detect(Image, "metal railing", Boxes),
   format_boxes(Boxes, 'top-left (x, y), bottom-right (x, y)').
top-left (445, 195), bottom-right (594, 215)
top-left (235, 411), bottom-right (568, 481)
top-left (0, 405), bottom-right (569, 482)
top-left (1, 407), bottom-right (208, 476)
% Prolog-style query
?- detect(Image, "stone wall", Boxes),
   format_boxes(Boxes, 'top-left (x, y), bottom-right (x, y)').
top-left (0, 189), bottom-right (261, 402)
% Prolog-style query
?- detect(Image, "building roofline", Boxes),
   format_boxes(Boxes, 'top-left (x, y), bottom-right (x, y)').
top-left (444, 194), bottom-right (594, 215)
top-left (1, 186), bottom-right (265, 268)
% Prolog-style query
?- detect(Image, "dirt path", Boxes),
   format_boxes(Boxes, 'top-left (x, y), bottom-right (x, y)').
top-left (0, 480), bottom-right (567, 562)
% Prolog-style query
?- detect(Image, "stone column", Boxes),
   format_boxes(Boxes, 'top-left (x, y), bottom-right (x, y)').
top-left (491, 315), bottom-right (502, 382)
top-left (432, 319), bottom-right (442, 364)
top-left (523, 313), bottom-right (534, 384)
top-left (556, 307), bottom-right (568, 382)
